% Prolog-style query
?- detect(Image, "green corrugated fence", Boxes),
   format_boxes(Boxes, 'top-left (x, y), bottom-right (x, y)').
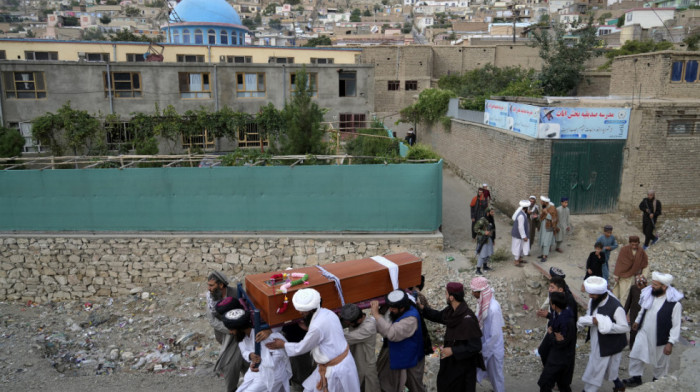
top-left (0, 161), bottom-right (443, 232)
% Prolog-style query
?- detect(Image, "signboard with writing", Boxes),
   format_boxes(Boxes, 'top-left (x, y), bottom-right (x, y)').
top-left (482, 100), bottom-right (630, 140)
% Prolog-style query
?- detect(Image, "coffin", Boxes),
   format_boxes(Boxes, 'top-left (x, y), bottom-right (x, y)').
top-left (244, 252), bottom-right (422, 326)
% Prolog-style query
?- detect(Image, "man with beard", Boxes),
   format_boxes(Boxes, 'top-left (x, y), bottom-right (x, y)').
top-left (527, 196), bottom-right (540, 245)
top-left (221, 309), bottom-right (293, 392)
top-left (623, 272), bottom-right (683, 388)
top-left (612, 236), bottom-right (649, 306)
top-left (418, 282), bottom-right (483, 392)
top-left (266, 288), bottom-right (360, 392)
top-left (339, 303), bottom-right (380, 392)
top-left (470, 188), bottom-right (489, 240)
top-left (538, 196), bottom-right (558, 263)
top-left (470, 277), bottom-right (504, 392)
top-left (577, 276), bottom-right (629, 392)
top-left (639, 190), bottom-right (661, 249)
top-left (511, 199), bottom-right (531, 267)
top-left (370, 290), bottom-right (425, 392)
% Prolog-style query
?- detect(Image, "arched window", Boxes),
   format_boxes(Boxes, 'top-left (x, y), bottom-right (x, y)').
top-left (194, 29), bottom-right (203, 44)
top-left (220, 30), bottom-right (228, 45)
top-left (208, 29), bottom-right (216, 44)
top-left (182, 29), bottom-right (190, 44)
top-left (173, 29), bottom-right (180, 43)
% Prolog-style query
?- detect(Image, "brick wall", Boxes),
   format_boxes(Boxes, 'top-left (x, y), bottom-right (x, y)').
top-left (610, 51), bottom-right (700, 99)
top-left (619, 103), bottom-right (700, 216)
top-left (420, 120), bottom-right (551, 214)
top-left (577, 72), bottom-right (611, 96)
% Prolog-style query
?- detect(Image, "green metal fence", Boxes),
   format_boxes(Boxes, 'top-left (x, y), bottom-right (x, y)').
top-left (0, 162), bottom-right (443, 232)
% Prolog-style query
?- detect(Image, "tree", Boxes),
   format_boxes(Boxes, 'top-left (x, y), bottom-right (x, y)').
top-left (350, 8), bottom-right (362, 22)
top-left (303, 35), bottom-right (331, 47)
top-left (400, 88), bottom-right (456, 127)
top-left (684, 29), bottom-right (700, 51)
top-left (0, 126), bottom-right (24, 158)
top-left (110, 28), bottom-right (151, 42)
top-left (242, 18), bottom-right (256, 29)
top-left (401, 21), bottom-right (413, 34)
top-left (31, 102), bottom-right (103, 156)
top-left (598, 39), bottom-right (674, 70)
top-left (255, 103), bottom-right (283, 152)
top-left (124, 6), bottom-right (141, 17)
top-left (530, 17), bottom-right (600, 95)
top-left (269, 18), bottom-right (282, 30)
top-left (99, 15), bottom-right (111, 24)
top-left (616, 17), bottom-right (625, 28)
top-left (278, 68), bottom-right (327, 154)
top-left (63, 15), bottom-right (79, 26)
top-left (25, 29), bottom-right (35, 38)
top-left (82, 27), bottom-right (106, 41)
top-left (254, 12), bottom-right (262, 26)
top-left (363, 9), bottom-right (371, 17)
top-left (263, 3), bottom-right (278, 16)
top-left (344, 120), bottom-right (399, 163)
top-left (597, 12), bottom-right (612, 25)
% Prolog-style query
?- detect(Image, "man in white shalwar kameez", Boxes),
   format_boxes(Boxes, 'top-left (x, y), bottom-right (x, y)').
top-left (623, 272), bottom-right (683, 388)
top-left (266, 288), bottom-right (360, 392)
top-left (511, 199), bottom-right (531, 267)
top-left (577, 276), bottom-right (629, 392)
top-left (470, 277), bottom-right (505, 392)
top-left (221, 308), bottom-right (293, 392)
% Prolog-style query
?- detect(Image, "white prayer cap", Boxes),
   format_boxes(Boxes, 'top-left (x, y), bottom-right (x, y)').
top-left (529, 195), bottom-right (537, 200)
top-left (652, 271), bottom-right (673, 286)
top-left (292, 288), bottom-right (321, 311)
top-left (519, 200), bottom-right (531, 208)
top-left (540, 195), bottom-right (550, 203)
top-left (482, 183), bottom-right (488, 187)
top-left (583, 276), bottom-right (608, 295)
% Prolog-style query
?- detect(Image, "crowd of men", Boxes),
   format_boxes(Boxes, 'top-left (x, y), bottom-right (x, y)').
top-left (199, 191), bottom-right (681, 392)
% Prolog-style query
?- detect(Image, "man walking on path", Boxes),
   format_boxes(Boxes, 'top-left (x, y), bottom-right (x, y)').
top-left (470, 188), bottom-right (489, 240)
top-left (555, 197), bottom-right (571, 253)
top-left (538, 196), bottom-right (558, 263)
top-left (511, 200), bottom-right (531, 267)
top-left (578, 276), bottom-right (629, 392)
top-left (537, 291), bottom-right (576, 392)
top-left (612, 236), bottom-right (649, 306)
top-left (596, 225), bottom-right (618, 283)
top-left (470, 277), bottom-right (505, 392)
top-left (623, 272), bottom-right (683, 388)
top-left (474, 206), bottom-right (496, 275)
top-left (418, 282), bottom-right (484, 392)
top-left (639, 190), bottom-right (661, 249)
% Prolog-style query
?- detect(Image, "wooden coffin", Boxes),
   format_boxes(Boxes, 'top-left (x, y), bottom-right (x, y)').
top-left (244, 252), bottom-right (422, 326)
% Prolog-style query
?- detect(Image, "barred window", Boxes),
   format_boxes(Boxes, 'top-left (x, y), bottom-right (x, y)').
top-left (103, 72), bottom-right (142, 98)
top-left (238, 122), bottom-right (269, 148)
top-left (388, 80), bottom-right (400, 91)
top-left (3, 71), bottom-right (46, 99)
top-left (182, 128), bottom-right (215, 150)
top-left (405, 80), bottom-right (418, 91)
top-left (667, 121), bottom-right (696, 136)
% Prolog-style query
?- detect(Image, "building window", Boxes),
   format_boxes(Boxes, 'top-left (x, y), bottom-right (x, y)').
top-left (24, 51), bottom-right (58, 61)
top-left (86, 52), bottom-right (110, 62)
top-left (291, 72), bottom-right (318, 96)
top-left (236, 72), bottom-right (266, 97)
top-left (0, 50), bottom-right (6, 60)
top-left (182, 29), bottom-right (191, 44)
top-left (3, 71), bottom-right (46, 99)
top-left (105, 121), bottom-right (136, 151)
top-left (14, 122), bottom-right (46, 153)
top-left (177, 54), bottom-right (205, 63)
top-left (182, 128), bottom-right (215, 150)
top-left (103, 72), bottom-right (142, 98)
top-left (405, 80), bottom-right (418, 90)
top-left (671, 60), bottom-right (700, 83)
top-left (268, 57), bottom-right (294, 64)
top-left (685, 60), bottom-right (698, 82)
top-left (220, 30), bottom-right (228, 45)
top-left (237, 121), bottom-right (268, 148)
top-left (126, 53), bottom-right (146, 62)
top-left (227, 56), bottom-right (252, 63)
top-left (388, 80), bottom-right (400, 91)
top-left (178, 72), bottom-right (211, 98)
top-left (311, 57), bottom-right (334, 64)
top-left (208, 29), bottom-right (216, 44)
top-left (173, 29), bottom-right (180, 43)
top-left (339, 113), bottom-right (366, 133)
top-left (339, 71), bottom-right (356, 97)
top-left (194, 29), bottom-right (203, 44)
top-left (667, 121), bottom-right (696, 136)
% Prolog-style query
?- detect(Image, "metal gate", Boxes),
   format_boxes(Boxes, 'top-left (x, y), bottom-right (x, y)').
top-left (548, 140), bottom-right (625, 214)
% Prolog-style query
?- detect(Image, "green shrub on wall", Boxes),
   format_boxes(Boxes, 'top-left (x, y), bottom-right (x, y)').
top-left (0, 126), bottom-right (25, 158)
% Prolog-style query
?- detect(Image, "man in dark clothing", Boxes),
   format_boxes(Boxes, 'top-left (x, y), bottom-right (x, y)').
top-left (624, 275), bottom-right (647, 349)
top-left (470, 188), bottom-right (489, 239)
top-left (639, 190), bottom-right (661, 249)
top-left (536, 275), bottom-right (578, 366)
top-left (418, 282), bottom-right (484, 392)
top-left (537, 292), bottom-right (576, 392)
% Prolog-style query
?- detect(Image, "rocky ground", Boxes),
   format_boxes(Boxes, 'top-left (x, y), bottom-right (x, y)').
top-left (1, 168), bottom-right (698, 391)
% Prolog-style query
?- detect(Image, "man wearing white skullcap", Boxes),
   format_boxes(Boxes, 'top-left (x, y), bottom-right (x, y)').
top-left (266, 288), bottom-right (360, 392)
top-left (511, 200), bottom-right (532, 267)
top-left (577, 277), bottom-right (629, 392)
top-left (623, 272), bottom-right (683, 388)
top-left (538, 196), bottom-right (558, 263)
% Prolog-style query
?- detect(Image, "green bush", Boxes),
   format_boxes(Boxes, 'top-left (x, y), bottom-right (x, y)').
top-left (344, 122), bottom-right (399, 163)
top-left (0, 126), bottom-right (24, 158)
top-left (406, 143), bottom-right (441, 161)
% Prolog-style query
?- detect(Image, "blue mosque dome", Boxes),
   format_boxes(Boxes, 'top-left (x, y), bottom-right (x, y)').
top-left (170, 0), bottom-right (242, 25)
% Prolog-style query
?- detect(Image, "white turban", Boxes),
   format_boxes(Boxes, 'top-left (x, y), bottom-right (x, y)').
top-left (292, 288), bottom-right (321, 311)
top-left (512, 200), bottom-right (531, 221)
top-left (540, 195), bottom-right (550, 203)
top-left (482, 183), bottom-right (488, 187)
top-left (583, 276), bottom-right (608, 295)
top-left (529, 195), bottom-right (536, 200)
top-left (652, 271), bottom-right (673, 286)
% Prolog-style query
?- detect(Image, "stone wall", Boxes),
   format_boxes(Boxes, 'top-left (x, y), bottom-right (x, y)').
top-left (0, 234), bottom-right (443, 303)
top-left (420, 119), bottom-right (551, 213)
top-left (611, 51), bottom-right (700, 99)
top-left (577, 72), bottom-right (611, 96)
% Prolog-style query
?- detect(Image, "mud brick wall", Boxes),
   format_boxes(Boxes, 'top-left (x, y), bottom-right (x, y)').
top-left (0, 235), bottom-right (443, 303)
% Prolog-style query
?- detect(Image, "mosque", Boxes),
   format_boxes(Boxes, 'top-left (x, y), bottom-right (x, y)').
top-left (163, 0), bottom-right (249, 46)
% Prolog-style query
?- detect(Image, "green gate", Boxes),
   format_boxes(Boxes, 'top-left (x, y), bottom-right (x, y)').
top-left (548, 140), bottom-right (625, 214)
